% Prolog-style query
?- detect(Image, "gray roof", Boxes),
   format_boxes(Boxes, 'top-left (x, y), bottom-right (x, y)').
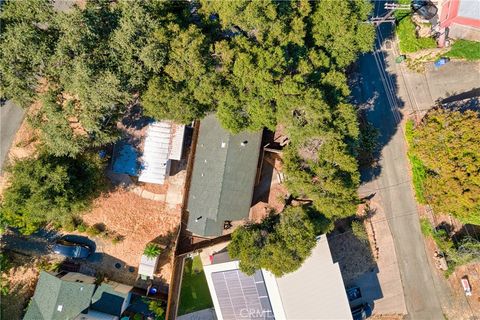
top-left (24, 272), bottom-right (96, 320)
top-left (90, 283), bottom-right (129, 316)
top-left (187, 114), bottom-right (262, 237)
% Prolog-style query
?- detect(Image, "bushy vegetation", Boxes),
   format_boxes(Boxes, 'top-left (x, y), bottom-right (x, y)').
top-left (421, 219), bottom-right (480, 274)
top-left (0, 152), bottom-right (105, 234)
top-left (407, 110), bottom-right (480, 225)
top-left (228, 206), bottom-right (330, 276)
top-left (445, 40), bottom-right (480, 61)
top-left (148, 300), bottom-right (165, 320)
top-left (144, 243), bottom-right (162, 258)
top-left (351, 220), bottom-right (369, 243)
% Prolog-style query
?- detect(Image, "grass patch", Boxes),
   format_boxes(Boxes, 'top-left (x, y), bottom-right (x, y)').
top-left (419, 218), bottom-right (433, 237)
top-left (397, 18), bottom-right (437, 53)
top-left (405, 120), bottom-right (427, 203)
top-left (445, 40), bottom-right (480, 60)
top-left (178, 256), bottom-right (213, 316)
top-left (408, 153), bottom-right (427, 203)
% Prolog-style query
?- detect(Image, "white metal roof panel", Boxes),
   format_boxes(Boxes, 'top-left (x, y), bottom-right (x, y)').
top-left (139, 121), bottom-right (171, 185)
top-left (169, 124), bottom-right (185, 160)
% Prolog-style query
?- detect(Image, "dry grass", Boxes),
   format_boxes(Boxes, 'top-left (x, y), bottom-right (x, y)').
top-left (1, 254), bottom-right (41, 319)
top-left (81, 188), bottom-right (181, 284)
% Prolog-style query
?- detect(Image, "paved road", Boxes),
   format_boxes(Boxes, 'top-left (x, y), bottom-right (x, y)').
top-left (0, 100), bottom-right (24, 172)
top-left (352, 10), bottom-right (443, 320)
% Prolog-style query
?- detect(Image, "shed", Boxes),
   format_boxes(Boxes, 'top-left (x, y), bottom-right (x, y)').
top-left (138, 254), bottom-right (159, 280)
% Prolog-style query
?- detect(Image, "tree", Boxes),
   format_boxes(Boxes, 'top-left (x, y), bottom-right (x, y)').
top-left (0, 0), bottom-right (56, 106)
top-left (228, 206), bottom-right (327, 277)
top-left (141, 24), bottom-right (217, 123)
top-left (311, 0), bottom-right (375, 68)
top-left (0, 152), bottom-right (105, 234)
top-left (410, 109), bottom-right (480, 225)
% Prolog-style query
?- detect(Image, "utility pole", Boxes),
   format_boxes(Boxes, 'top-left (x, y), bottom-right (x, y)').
top-left (369, 2), bottom-right (411, 26)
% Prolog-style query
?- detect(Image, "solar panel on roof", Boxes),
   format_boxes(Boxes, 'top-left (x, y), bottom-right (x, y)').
top-left (211, 269), bottom-right (275, 320)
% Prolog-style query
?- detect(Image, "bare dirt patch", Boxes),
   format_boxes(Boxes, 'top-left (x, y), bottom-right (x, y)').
top-left (80, 188), bottom-right (181, 285)
top-left (0, 253), bottom-right (62, 320)
top-left (7, 116), bottom-right (38, 162)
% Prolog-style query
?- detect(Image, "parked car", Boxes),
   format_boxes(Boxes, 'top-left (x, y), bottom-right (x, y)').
top-left (351, 303), bottom-right (372, 320)
top-left (52, 238), bottom-right (92, 259)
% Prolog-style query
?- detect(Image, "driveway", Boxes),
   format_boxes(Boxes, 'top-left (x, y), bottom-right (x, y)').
top-left (0, 100), bottom-right (24, 172)
top-left (351, 5), bottom-right (444, 319)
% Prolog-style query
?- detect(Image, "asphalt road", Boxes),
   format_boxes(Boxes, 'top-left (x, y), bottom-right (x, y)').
top-left (0, 100), bottom-right (24, 172)
top-left (352, 10), bottom-right (444, 320)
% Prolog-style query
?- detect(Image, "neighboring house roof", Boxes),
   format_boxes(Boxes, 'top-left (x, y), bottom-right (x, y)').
top-left (187, 114), bottom-right (262, 237)
top-left (90, 282), bottom-right (131, 317)
top-left (440, 0), bottom-right (480, 28)
top-left (202, 235), bottom-right (352, 320)
top-left (24, 271), bottom-right (96, 320)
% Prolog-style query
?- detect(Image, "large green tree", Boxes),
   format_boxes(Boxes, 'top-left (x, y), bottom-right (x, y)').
top-left (0, 0), bottom-right (56, 106)
top-left (228, 206), bottom-right (328, 276)
top-left (410, 109), bottom-right (480, 225)
top-left (0, 152), bottom-right (105, 234)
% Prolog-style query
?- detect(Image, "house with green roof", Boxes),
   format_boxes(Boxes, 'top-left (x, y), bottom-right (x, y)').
top-left (187, 114), bottom-right (262, 237)
top-left (24, 271), bottom-right (133, 320)
top-left (24, 271), bottom-right (96, 320)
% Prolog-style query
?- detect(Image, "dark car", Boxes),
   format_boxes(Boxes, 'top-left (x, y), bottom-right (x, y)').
top-left (412, 0), bottom-right (438, 20)
top-left (52, 238), bottom-right (92, 259)
top-left (351, 303), bottom-right (372, 320)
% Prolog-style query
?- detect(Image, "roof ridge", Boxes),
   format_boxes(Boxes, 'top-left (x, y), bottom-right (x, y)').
top-left (212, 131), bottom-right (232, 234)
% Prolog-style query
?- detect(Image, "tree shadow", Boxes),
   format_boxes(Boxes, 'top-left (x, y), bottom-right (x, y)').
top-left (441, 88), bottom-right (480, 105)
top-left (350, 10), bottom-right (405, 185)
top-left (328, 219), bottom-right (383, 309)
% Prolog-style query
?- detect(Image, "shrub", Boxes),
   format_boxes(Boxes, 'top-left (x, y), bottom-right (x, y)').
top-left (144, 243), bottom-right (161, 258)
top-left (351, 220), bottom-right (369, 244)
top-left (148, 300), bottom-right (165, 320)
top-left (76, 223), bottom-right (87, 233)
top-left (0, 152), bottom-right (104, 234)
top-left (86, 226), bottom-right (102, 237)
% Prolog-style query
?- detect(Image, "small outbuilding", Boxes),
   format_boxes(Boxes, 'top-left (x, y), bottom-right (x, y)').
top-left (138, 254), bottom-right (160, 280)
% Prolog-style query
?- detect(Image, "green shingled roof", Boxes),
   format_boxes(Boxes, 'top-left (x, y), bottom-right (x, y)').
top-left (187, 114), bottom-right (262, 237)
top-left (24, 271), bottom-right (96, 320)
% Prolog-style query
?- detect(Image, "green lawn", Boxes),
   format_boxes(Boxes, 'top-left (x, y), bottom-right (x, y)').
top-left (445, 40), bottom-right (480, 60)
top-left (177, 256), bottom-right (213, 316)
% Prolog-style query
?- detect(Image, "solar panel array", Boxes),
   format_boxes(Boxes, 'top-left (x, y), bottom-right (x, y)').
top-left (211, 269), bottom-right (275, 320)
